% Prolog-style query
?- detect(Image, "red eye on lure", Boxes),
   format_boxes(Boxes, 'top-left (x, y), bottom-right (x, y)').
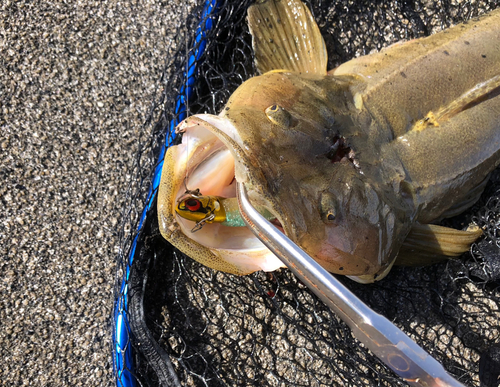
top-left (175, 192), bottom-right (226, 232)
top-left (185, 198), bottom-right (201, 212)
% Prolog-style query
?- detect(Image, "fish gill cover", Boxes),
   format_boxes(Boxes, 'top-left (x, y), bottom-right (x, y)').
top-left (113, 0), bottom-right (500, 386)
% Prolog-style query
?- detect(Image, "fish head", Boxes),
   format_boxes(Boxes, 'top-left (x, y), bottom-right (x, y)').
top-left (158, 71), bottom-right (406, 281)
top-left (292, 164), bottom-right (401, 282)
top-left (225, 72), bottom-right (405, 280)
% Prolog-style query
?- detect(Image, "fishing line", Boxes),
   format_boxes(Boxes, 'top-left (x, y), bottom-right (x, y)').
top-left (183, 0), bottom-right (192, 196)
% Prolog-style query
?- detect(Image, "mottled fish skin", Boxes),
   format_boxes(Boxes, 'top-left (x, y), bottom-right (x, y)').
top-left (158, 0), bottom-right (500, 282)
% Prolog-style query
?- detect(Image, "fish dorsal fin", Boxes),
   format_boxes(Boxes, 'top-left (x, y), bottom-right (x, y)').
top-left (396, 223), bottom-right (483, 266)
top-left (247, 0), bottom-right (327, 75)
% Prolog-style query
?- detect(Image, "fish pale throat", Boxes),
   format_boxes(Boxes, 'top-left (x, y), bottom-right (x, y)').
top-left (168, 115), bottom-right (286, 273)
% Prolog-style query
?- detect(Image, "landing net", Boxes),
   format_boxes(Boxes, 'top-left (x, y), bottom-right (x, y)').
top-left (113, 1), bottom-right (500, 386)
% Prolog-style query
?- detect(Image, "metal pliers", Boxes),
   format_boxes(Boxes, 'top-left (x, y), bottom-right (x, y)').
top-left (237, 183), bottom-right (465, 387)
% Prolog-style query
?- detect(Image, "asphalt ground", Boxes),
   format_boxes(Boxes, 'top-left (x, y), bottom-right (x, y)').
top-left (0, 1), bottom-right (194, 385)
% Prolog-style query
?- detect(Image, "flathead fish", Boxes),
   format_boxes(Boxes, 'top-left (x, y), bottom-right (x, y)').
top-left (158, 0), bottom-right (500, 283)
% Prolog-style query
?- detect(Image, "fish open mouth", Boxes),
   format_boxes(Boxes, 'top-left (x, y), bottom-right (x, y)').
top-left (170, 115), bottom-right (285, 272)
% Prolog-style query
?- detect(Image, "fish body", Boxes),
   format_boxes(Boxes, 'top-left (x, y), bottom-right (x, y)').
top-left (158, 0), bottom-right (500, 282)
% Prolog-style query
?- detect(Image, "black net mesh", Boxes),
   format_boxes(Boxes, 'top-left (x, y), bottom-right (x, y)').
top-left (113, 1), bottom-right (500, 386)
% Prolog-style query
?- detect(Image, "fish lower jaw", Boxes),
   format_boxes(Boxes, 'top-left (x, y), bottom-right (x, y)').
top-left (346, 258), bottom-right (396, 283)
top-left (213, 247), bottom-right (286, 274)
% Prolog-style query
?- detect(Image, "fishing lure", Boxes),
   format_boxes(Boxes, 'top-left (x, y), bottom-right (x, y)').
top-left (176, 190), bottom-right (274, 231)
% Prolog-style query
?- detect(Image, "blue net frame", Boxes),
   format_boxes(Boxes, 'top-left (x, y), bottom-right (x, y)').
top-left (112, 2), bottom-right (221, 386)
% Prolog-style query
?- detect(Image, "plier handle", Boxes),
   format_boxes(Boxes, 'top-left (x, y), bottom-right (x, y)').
top-left (237, 183), bottom-right (465, 387)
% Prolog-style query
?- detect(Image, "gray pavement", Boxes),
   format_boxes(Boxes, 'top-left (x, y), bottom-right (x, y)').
top-left (0, 1), bottom-right (189, 385)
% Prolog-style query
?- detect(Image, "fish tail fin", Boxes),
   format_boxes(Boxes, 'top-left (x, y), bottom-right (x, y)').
top-left (247, 0), bottom-right (327, 75)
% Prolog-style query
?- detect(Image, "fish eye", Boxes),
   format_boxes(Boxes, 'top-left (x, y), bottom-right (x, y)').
top-left (320, 192), bottom-right (338, 224)
top-left (265, 104), bottom-right (292, 127)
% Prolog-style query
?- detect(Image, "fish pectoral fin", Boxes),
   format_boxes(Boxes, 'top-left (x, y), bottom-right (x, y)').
top-left (396, 223), bottom-right (483, 266)
top-left (437, 174), bottom-right (490, 220)
top-left (247, 0), bottom-right (327, 75)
